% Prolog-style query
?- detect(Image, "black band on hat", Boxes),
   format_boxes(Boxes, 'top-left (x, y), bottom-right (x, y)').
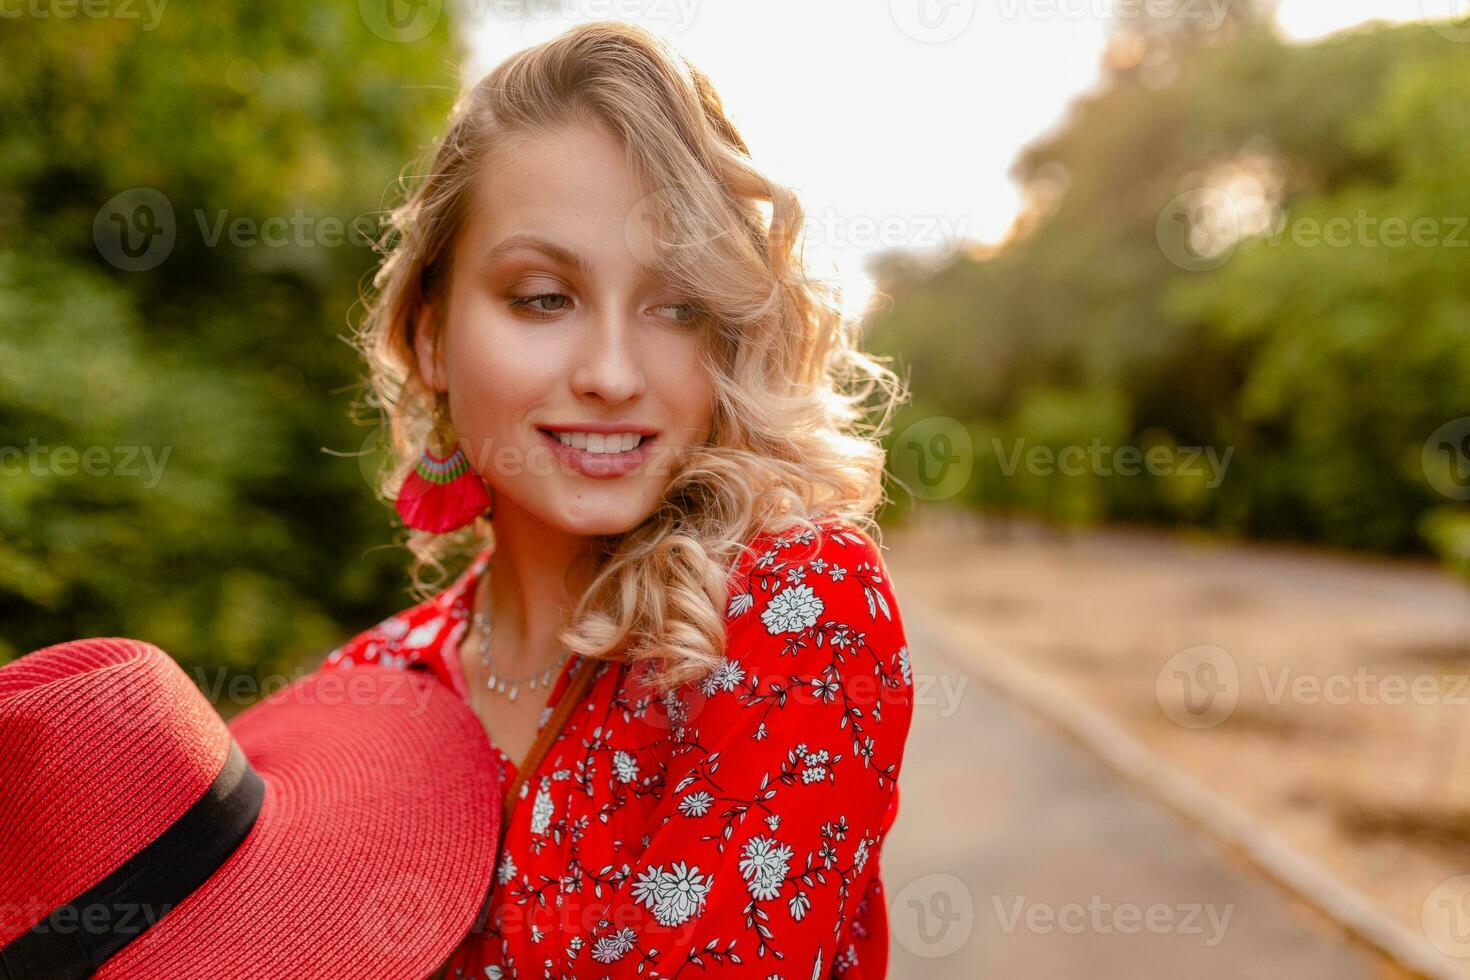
top-left (0, 739), bottom-right (265, 980)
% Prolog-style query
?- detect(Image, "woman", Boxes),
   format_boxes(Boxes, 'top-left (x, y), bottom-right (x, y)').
top-left (320, 21), bottom-right (914, 979)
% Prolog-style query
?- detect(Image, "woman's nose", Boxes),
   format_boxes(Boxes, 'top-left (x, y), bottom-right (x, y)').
top-left (569, 312), bottom-right (648, 405)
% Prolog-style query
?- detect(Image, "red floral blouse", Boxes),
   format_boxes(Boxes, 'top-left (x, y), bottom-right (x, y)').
top-left (317, 517), bottom-right (914, 979)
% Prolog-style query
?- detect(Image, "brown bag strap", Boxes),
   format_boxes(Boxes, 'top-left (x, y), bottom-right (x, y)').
top-left (499, 658), bottom-right (599, 838)
top-left (442, 659), bottom-right (601, 972)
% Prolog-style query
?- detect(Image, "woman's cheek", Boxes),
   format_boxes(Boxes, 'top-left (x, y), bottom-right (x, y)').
top-left (667, 340), bottom-right (716, 438)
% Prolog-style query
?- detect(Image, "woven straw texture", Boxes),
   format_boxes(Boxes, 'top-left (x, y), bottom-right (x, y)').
top-left (0, 637), bottom-right (501, 979)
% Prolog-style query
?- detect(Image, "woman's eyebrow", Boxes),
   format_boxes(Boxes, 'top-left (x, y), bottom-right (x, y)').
top-left (481, 233), bottom-right (592, 276)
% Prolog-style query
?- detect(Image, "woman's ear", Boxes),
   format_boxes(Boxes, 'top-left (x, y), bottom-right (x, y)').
top-left (412, 301), bottom-right (446, 392)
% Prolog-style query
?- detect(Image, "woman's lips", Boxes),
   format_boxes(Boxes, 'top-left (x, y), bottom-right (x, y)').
top-left (537, 428), bottom-right (657, 479)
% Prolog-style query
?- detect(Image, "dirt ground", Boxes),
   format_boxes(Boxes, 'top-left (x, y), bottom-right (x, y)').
top-left (883, 508), bottom-right (1470, 972)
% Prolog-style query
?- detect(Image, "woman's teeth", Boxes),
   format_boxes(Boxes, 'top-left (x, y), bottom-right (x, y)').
top-left (553, 431), bottom-right (645, 453)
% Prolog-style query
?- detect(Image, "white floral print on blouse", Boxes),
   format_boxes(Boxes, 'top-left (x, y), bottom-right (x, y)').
top-left (318, 516), bottom-right (914, 979)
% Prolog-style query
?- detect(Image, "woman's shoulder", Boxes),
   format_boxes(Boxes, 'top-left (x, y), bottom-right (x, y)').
top-left (318, 599), bottom-right (447, 673)
top-left (734, 512), bottom-right (885, 565)
top-left (722, 513), bottom-right (907, 669)
top-left (318, 556), bottom-right (484, 674)
top-left (696, 513), bottom-right (913, 776)
top-left (730, 514), bottom-right (895, 605)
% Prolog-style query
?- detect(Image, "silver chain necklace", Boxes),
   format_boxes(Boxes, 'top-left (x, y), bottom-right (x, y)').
top-left (471, 569), bottom-right (570, 703)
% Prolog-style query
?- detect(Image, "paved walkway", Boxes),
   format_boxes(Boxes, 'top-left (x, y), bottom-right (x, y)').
top-left (881, 614), bottom-right (1383, 979)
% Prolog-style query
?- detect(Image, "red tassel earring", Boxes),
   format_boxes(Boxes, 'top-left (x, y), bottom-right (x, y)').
top-left (394, 396), bottom-right (492, 533)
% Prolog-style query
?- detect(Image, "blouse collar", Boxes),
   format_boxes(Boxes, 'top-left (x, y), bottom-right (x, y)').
top-left (440, 543), bottom-right (495, 619)
top-left (427, 544), bottom-right (495, 702)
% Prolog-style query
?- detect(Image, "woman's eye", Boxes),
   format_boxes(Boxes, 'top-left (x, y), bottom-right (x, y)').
top-left (510, 293), bottom-right (572, 316)
top-left (652, 301), bottom-right (696, 323)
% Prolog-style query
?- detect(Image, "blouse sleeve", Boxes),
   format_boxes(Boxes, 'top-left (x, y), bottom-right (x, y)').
top-left (316, 607), bottom-right (439, 674)
top-left (572, 519), bottom-right (914, 978)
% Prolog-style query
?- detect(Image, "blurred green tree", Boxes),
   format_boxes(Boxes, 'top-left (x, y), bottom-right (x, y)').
top-left (870, 17), bottom-right (1470, 558)
top-left (0, 3), bottom-right (462, 680)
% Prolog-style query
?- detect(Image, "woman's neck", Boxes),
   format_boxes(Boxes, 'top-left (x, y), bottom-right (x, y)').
top-left (475, 498), bottom-right (595, 676)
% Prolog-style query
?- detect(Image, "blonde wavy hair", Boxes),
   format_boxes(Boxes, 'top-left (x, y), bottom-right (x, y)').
top-left (350, 21), bottom-right (908, 694)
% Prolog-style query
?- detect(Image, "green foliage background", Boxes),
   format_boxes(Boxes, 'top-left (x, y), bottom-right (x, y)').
top-left (871, 17), bottom-right (1470, 563)
top-left (0, 5), bottom-right (462, 675)
top-left (4, 6), bottom-right (1469, 681)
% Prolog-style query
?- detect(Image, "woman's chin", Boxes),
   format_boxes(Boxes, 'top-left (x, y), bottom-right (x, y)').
top-left (535, 490), bottom-right (661, 539)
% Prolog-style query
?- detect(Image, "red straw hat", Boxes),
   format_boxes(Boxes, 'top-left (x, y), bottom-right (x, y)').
top-left (0, 637), bottom-right (501, 979)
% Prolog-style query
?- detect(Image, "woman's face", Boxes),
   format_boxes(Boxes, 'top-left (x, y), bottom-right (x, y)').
top-left (416, 121), bottom-right (715, 537)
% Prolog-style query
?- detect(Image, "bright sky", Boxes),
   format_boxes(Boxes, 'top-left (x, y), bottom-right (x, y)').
top-left (460, 0), bottom-right (1435, 313)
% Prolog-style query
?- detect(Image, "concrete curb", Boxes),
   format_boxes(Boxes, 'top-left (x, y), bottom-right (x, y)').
top-left (906, 604), bottom-right (1468, 980)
